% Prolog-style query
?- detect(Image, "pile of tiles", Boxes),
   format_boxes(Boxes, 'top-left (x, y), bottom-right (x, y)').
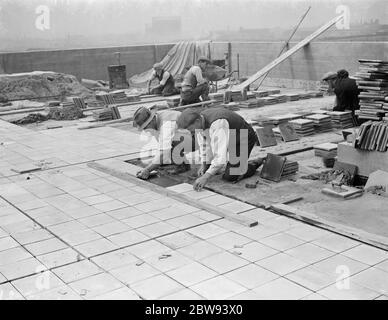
top-left (166, 96), bottom-right (181, 108)
top-left (289, 119), bottom-right (315, 137)
top-left (239, 99), bottom-right (264, 108)
top-left (328, 111), bottom-right (354, 129)
top-left (92, 108), bottom-right (114, 121)
top-left (111, 90), bottom-right (128, 104)
top-left (72, 97), bottom-right (87, 109)
top-left (313, 142), bottom-right (338, 158)
top-left (282, 160), bottom-right (299, 178)
top-left (306, 114), bottom-right (333, 132)
top-left (354, 120), bottom-right (388, 152)
top-left (209, 92), bottom-right (224, 103)
top-left (355, 59), bottom-right (388, 121)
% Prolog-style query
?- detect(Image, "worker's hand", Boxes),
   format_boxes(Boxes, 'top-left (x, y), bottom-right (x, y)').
top-left (197, 164), bottom-right (208, 177)
top-left (136, 169), bottom-right (150, 180)
top-left (193, 175), bottom-right (210, 191)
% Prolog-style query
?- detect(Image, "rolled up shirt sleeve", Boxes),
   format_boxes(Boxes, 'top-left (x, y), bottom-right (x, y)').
top-left (193, 66), bottom-right (207, 85)
top-left (152, 120), bottom-right (176, 165)
top-left (206, 119), bottom-right (229, 175)
top-left (149, 70), bottom-right (157, 82)
top-left (160, 71), bottom-right (170, 86)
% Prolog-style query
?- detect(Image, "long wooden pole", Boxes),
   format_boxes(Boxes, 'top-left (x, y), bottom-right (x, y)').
top-left (236, 14), bottom-right (344, 90)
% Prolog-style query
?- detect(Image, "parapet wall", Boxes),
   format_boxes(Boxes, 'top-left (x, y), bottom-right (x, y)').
top-left (0, 41), bottom-right (387, 88)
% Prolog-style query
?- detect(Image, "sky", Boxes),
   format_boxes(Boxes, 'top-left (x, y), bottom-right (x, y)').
top-left (0, 0), bottom-right (386, 48)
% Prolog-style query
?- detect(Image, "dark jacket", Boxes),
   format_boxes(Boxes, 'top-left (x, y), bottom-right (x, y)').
top-left (334, 77), bottom-right (360, 112)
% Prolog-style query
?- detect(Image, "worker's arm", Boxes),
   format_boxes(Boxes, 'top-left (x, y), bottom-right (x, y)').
top-left (159, 70), bottom-right (171, 87)
top-left (193, 66), bottom-right (208, 85)
top-left (137, 121), bottom-right (176, 179)
top-left (194, 120), bottom-right (229, 191)
top-left (147, 70), bottom-right (157, 93)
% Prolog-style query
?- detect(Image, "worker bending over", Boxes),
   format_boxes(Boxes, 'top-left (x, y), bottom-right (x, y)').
top-left (133, 107), bottom-right (190, 179)
top-left (333, 69), bottom-right (360, 113)
top-left (180, 56), bottom-right (211, 105)
top-left (147, 62), bottom-right (178, 97)
top-left (177, 107), bottom-right (263, 191)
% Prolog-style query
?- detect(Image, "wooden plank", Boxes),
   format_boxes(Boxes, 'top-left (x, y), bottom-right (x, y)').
top-left (271, 204), bottom-right (388, 251)
top-left (236, 14), bottom-right (344, 90)
top-left (87, 160), bottom-right (258, 227)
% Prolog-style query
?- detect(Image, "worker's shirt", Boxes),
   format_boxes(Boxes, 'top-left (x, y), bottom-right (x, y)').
top-left (147, 111), bottom-right (180, 165)
top-left (149, 69), bottom-right (171, 87)
top-left (181, 66), bottom-right (207, 92)
top-left (196, 119), bottom-right (229, 175)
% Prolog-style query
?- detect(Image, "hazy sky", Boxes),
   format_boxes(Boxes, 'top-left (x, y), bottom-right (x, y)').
top-left (0, 0), bottom-right (386, 39)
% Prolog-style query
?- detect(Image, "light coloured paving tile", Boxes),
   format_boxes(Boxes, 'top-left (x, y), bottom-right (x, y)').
top-left (92, 200), bottom-right (127, 212)
top-left (375, 259), bottom-right (388, 273)
top-left (239, 208), bottom-right (277, 222)
top-left (131, 274), bottom-right (184, 300)
top-left (166, 262), bottom-right (217, 287)
top-left (301, 293), bottom-right (329, 300)
top-left (256, 252), bottom-right (308, 276)
top-left (137, 221), bottom-right (178, 238)
top-left (35, 212), bottom-right (73, 227)
top-left (231, 242), bottom-right (278, 262)
top-left (238, 225), bottom-right (281, 241)
top-left (312, 254), bottom-right (370, 278)
top-left (78, 213), bottom-right (116, 228)
top-left (159, 231), bottom-right (200, 250)
top-left (183, 190), bottom-right (215, 200)
top-left (0, 272), bottom-right (6, 284)
top-left (0, 283), bottom-right (24, 300)
top-left (135, 198), bottom-right (178, 213)
top-left (107, 229), bottom-right (149, 247)
top-left (75, 238), bottom-right (118, 258)
top-left (200, 251), bottom-right (249, 274)
top-left (284, 243), bottom-right (336, 264)
top-left (107, 207), bottom-right (144, 220)
top-left (91, 249), bottom-right (138, 271)
top-left (25, 238), bottom-right (68, 256)
top-left (285, 224), bottom-right (332, 242)
top-left (375, 295), bottom-right (388, 300)
top-left (167, 215), bottom-right (206, 229)
top-left (69, 273), bottom-right (123, 299)
top-left (37, 248), bottom-right (80, 269)
top-left (92, 286), bottom-right (140, 300)
top-left (186, 223), bottom-right (227, 240)
top-left (253, 277), bottom-right (312, 300)
top-left (342, 244), bottom-right (388, 265)
top-left (311, 233), bottom-right (361, 253)
top-left (318, 281), bottom-right (380, 300)
top-left (12, 271), bottom-right (64, 298)
top-left (228, 290), bottom-right (266, 300)
top-left (207, 232), bottom-right (251, 250)
top-left (191, 210), bottom-right (220, 222)
top-left (81, 194), bottom-right (114, 206)
top-left (191, 275), bottom-right (246, 300)
top-left (27, 285), bottom-right (82, 300)
top-left (145, 251), bottom-right (192, 273)
top-left (123, 214), bottom-right (160, 229)
top-left (259, 233), bottom-right (305, 251)
top-left (178, 241), bottom-right (223, 261)
top-left (68, 188), bottom-right (101, 200)
top-left (92, 221), bottom-right (131, 237)
top-left (48, 220), bottom-right (87, 235)
top-left (199, 194), bottom-right (235, 206)
top-left (0, 236), bottom-right (19, 252)
top-left (64, 206), bottom-right (102, 219)
top-left (126, 240), bottom-right (171, 260)
top-left (0, 257), bottom-right (45, 281)
top-left (285, 265), bottom-right (336, 291)
top-left (212, 219), bottom-right (245, 232)
top-left (225, 264), bottom-right (279, 290)
top-left (60, 229), bottom-right (102, 246)
top-left (110, 262), bottom-right (161, 285)
top-left (0, 247), bottom-right (32, 266)
top-left (166, 183), bottom-right (193, 193)
top-left (161, 288), bottom-right (204, 300)
top-left (350, 267), bottom-right (388, 295)
top-left (261, 216), bottom-right (301, 232)
top-left (53, 260), bottom-right (103, 284)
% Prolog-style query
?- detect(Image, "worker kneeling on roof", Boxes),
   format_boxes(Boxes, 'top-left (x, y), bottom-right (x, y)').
top-left (133, 107), bottom-right (191, 179)
top-left (177, 107), bottom-right (264, 191)
top-left (147, 62), bottom-right (179, 97)
top-left (180, 56), bottom-right (211, 106)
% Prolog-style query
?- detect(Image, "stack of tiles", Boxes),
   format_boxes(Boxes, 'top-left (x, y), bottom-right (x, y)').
top-left (262, 96), bottom-right (279, 105)
top-left (306, 91), bottom-right (324, 98)
top-left (87, 100), bottom-right (105, 108)
top-left (354, 120), bottom-right (388, 151)
top-left (313, 142), bottom-right (338, 158)
top-left (92, 108), bottom-right (114, 121)
top-left (355, 59), bottom-right (388, 121)
top-left (297, 92), bottom-right (311, 99)
top-left (267, 89), bottom-right (281, 95)
top-left (284, 93), bottom-right (300, 101)
top-left (239, 99), bottom-right (260, 108)
top-left (111, 90), bottom-right (128, 104)
top-left (72, 97), bottom-right (87, 109)
top-left (97, 93), bottom-right (115, 105)
top-left (224, 102), bottom-right (240, 111)
top-left (209, 92), bottom-right (224, 103)
top-left (282, 160), bottom-right (299, 178)
top-left (166, 96), bottom-right (181, 108)
top-left (268, 94), bottom-right (287, 103)
top-left (306, 114), bottom-right (333, 132)
top-left (247, 91), bottom-right (256, 99)
top-left (328, 111), bottom-right (354, 129)
top-left (289, 119), bottom-right (315, 137)
top-left (253, 90), bottom-right (269, 98)
top-left (253, 116), bottom-right (275, 126)
top-left (48, 101), bottom-right (60, 107)
top-left (273, 127), bottom-right (282, 140)
top-left (268, 113), bottom-right (301, 125)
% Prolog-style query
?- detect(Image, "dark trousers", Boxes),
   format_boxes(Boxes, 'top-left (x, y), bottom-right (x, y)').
top-left (222, 129), bottom-right (259, 182)
top-left (180, 83), bottom-right (210, 105)
top-left (151, 82), bottom-right (179, 97)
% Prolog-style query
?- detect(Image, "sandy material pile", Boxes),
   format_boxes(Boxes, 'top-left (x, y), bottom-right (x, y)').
top-left (0, 71), bottom-right (93, 101)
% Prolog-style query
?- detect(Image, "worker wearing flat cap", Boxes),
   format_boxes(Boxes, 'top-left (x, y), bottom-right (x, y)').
top-left (147, 62), bottom-right (178, 97)
top-left (180, 56), bottom-right (211, 105)
top-left (333, 69), bottom-right (360, 113)
top-left (133, 106), bottom-right (190, 180)
top-left (321, 71), bottom-right (338, 95)
top-left (177, 107), bottom-right (263, 191)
